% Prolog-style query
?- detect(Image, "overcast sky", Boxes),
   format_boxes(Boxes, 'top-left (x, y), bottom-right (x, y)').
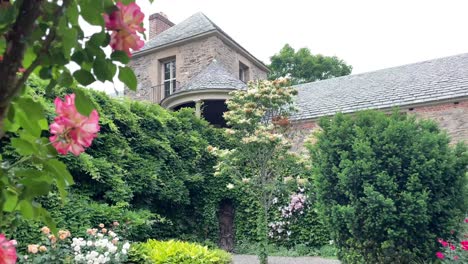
top-left (135, 0), bottom-right (468, 74)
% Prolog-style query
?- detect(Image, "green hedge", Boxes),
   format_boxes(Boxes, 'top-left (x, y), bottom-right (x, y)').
top-left (129, 239), bottom-right (232, 264)
top-left (3, 76), bottom-right (331, 252)
top-left (309, 111), bottom-right (468, 263)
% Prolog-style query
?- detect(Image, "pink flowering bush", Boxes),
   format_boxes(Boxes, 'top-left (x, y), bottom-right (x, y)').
top-left (104, 1), bottom-right (145, 56)
top-left (435, 218), bottom-right (468, 262)
top-left (269, 188), bottom-right (307, 240)
top-left (49, 94), bottom-right (100, 156)
top-left (0, 234), bottom-right (17, 264)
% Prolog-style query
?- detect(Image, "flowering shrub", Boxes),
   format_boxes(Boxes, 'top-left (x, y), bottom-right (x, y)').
top-left (435, 218), bottom-right (468, 262)
top-left (18, 223), bottom-right (130, 264)
top-left (269, 188), bottom-right (307, 240)
top-left (0, 234), bottom-right (17, 264)
top-left (211, 79), bottom-right (300, 264)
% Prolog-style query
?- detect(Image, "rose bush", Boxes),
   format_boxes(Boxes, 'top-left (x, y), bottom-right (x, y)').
top-left (436, 218), bottom-right (468, 262)
top-left (17, 223), bottom-right (130, 264)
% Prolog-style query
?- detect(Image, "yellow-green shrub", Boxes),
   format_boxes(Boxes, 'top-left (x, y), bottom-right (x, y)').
top-left (129, 239), bottom-right (232, 264)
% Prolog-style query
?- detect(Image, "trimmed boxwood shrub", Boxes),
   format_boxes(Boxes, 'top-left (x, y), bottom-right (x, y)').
top-left (309, 111), bottom-right (468, 263)
top-left (129, 239), bottom-right (232, 264)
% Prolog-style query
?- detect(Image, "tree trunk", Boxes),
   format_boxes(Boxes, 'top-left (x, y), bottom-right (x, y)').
top-left (0, 0), bottom-right (43, 136)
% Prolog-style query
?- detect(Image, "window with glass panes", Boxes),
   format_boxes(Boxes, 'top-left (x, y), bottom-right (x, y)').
top-left (163, 60), bottom-right (176, 97)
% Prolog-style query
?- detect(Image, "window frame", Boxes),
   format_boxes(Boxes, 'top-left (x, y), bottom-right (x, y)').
top-left (162, 59), bottom-right (176, 97)
top-left (239, 61), bottom-right (249, 83)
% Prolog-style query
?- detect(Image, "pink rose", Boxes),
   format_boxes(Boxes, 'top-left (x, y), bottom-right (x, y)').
top-left (0, 235), bottom-right (17, 264)
top-left (49, 94), bottom-right (100, 156)
top-left (436, 252), bottom-right (445, 259)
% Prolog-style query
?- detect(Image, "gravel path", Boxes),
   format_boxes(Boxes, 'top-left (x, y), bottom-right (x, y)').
top-left (233, 255), bottom-right (340, 264)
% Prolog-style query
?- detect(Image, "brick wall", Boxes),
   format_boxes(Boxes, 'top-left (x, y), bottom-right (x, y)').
top-left (149, 13), bottom-right (174, 40)
top-left (289, 100), bottom-right (468, 151)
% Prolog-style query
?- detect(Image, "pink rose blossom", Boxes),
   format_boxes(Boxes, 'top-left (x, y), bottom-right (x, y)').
top-left (103, 1), bottom-right (145, 56)
top-left (436, 252), bottom-right (445, 259)
top-left (460, 240), bottom-right (468, 251)
top-left (454, 255), bottom-right (459, 260)
top-left (49, 94), bottom-right (100, 156)
top-left (109, 30), bottom-right (144, 57)
top-left (0, 235), bottom-right (17, 264)
top-left (438, 238), bottom-right (449, 247)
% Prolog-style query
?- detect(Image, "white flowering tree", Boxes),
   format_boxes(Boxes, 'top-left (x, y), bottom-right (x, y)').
top-left (210, 79), bottom-right (302, 264)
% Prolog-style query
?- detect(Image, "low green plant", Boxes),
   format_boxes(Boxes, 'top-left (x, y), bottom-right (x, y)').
top-left (129, 239), bottom-right (232, 264)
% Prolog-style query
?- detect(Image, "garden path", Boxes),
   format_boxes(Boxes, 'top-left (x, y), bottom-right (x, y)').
top-left (233, 255), bottom-right (341, 264)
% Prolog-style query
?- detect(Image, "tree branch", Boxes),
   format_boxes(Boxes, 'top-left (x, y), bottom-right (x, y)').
top-left (0, 0), bottom-right (43, 136)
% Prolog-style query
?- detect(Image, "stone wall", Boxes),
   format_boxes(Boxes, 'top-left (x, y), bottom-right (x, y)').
top-left (127, 34), bottom-right (268, 103)
top-left (411, 100), bottom-right (468, 143)
top-left (289, 100), bottom-right (468, 151)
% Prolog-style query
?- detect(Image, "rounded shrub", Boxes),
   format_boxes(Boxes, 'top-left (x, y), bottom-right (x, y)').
top-left (309, 111), bottom-right (468, 263)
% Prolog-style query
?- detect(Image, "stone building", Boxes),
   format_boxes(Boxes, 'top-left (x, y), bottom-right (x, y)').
top-left (128, 12), bottom-right (268, 126)
top-left (128, 12), bottom-right (468, 142)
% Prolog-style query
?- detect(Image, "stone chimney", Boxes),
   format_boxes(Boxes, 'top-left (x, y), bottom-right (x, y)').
top-left (149, 12), bottom-right (175, 39)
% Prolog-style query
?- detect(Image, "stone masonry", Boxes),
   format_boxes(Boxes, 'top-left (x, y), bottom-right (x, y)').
top-left (290, 99), bottom-right (468, 151)
top-left (127, 35), bottom-right (267, 103)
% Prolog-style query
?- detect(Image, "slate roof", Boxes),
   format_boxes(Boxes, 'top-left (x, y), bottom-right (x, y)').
top-left (139, 12), bottom-right (217, 52)
top-left (292, 53), bottom-right (468, 120)
top-left (176, 59), bottom-right (247, 93)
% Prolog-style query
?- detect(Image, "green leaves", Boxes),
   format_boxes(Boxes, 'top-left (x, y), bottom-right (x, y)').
top-left (3, 188), bottom-right (18, 212)
top-left (111, 51), bottom-right (130, 64)
top-left (0, 3), bottom-right (17, 33)
top-left (78, 0), bottom-right (105, 26)
top-left (119, 66), bottom-right (137, 91)
top-left (93, 57), bottom-right (116, 82)
top-left (73, 69), bottom-right (95, 85)
top-left (74, 89), bottom-right (95, 116)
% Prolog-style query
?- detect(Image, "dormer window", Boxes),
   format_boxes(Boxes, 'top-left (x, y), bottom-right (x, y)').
top-left (163, 59), bottom-right (176, 97)
top-left (239, 62), bottom-right (249, 83)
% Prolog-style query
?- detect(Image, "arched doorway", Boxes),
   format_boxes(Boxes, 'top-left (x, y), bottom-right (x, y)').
top-left (218, 199), bottom-right (235, 252)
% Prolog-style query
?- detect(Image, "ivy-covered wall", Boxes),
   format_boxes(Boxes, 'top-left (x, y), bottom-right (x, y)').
top-left (2, 76), bottom-right (329, 251)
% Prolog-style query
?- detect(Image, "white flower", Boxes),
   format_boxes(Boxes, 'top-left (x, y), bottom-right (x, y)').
top-left (122, 249), bottom-right (127, 255)
top-left (108, 246), bottom-right (117, 254)
top-left (74, 246), bottom-right (81, 252)
top-left (226, 183), bottom-right (234, 189)
top-left (87, 240), bottom-right (93, 247)
top-left (272, 197), bottom-right (278, 204)
top-left (123, 242), bottom-right (130, 250)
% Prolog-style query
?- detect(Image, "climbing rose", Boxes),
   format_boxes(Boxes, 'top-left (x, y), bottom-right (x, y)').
top-left (460, 240), bottom-right (468, 251)
top-left (436, 252), bottom-right (445, 259)
top-left (104, 1), bottom-right (145, 56)
top-left (109, 30), bottom-right (144, 57)
top-left (0, 235), bottom-right (17, 264)
top-left (49, 94), bottom-right (100, 156)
